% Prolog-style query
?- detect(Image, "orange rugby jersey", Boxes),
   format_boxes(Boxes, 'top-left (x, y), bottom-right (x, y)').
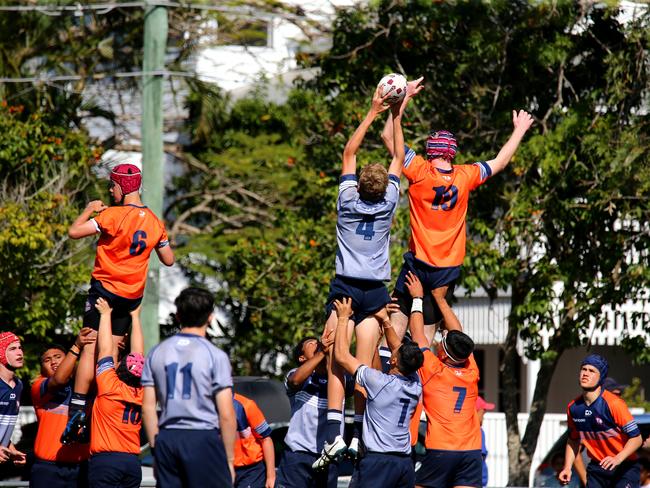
top-left (409, 397), bottom-right (424, 447)
top-left (403, 148), bottom-right (491, 268)
top-left (234, 393), bottom-right (273, 468)
top-left (567, 390), bottom-right (641, 463)
top-left (91, 205), bottom-right (169, 299)
top-left (32, 376), bottom-right (89, 463)
top-left (418, 349), bottom-right (481, 451)
top-left (90, 357), bottom-right (143, 455)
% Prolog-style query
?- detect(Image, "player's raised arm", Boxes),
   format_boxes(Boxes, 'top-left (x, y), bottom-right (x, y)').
top-left (485, 110), bottom-right (534, 176)
top-left (432, 285), bottom-right (462, 333)
top-left (286, 343), bottom-right (328, 390)
top-left (48, 328), bottom-right (96, 392)
top-left (333, 298), bottom-right (362, 375)
top-left (381, 76), bottom-right (424, 157)
top-left (95, 297), bottom-right (113, 360)
top-left (129, 305), bottom-right (144, 355)
top-left (341, 87), bottom-right (390, 175)
top-left (404, 272), bottom-right (428, 349)
top-left (374, 306), bottom-right (400, 353)
top-left (68, 200), bottom-right (106, 239)
top-left (387, 102), bottom-right (405, 178)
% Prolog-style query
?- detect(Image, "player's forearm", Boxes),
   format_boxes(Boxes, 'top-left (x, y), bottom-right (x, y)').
top-left (433, 294), bottom-right (462, 332)
top-left (130, 314), bottom-right (144, 355)
top-left (616, 435), bottom-right (642, 462)
top-left (388, 112), bottom-right (405, 176)
top-left (261, 437), bottom-right (276, 481)
top-left (343, 110), bottom-right (378, 161)
top-left (288, 351), bottom-right (325, 388)
top-left (381, 113), bottom-right (395, 156)
top-left (334, 317), bottom-right (358, 375)
top-left (408, 311), bottom-right (429, 349)
top-left (380, 319), bottom-right (401, 353)
top-left (97, 313), bottom-right (113, 359)
top-left (220, 414), bottom-right (237, 467)
top-left (562, 438), bottom-right (579, 470)
top-left (488, 128), bottom-right (527, 175)
top-left (68, 208), bottom-right (94, 238)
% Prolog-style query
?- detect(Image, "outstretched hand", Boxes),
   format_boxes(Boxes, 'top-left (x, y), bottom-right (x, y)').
top-left (95, 297), bottom-right (112, 315)
top-left (333, 297), bottom-right (353, 320)
top-left (512, 109), bottom-right (534, 133)
top-left (405, 271), bottom-right (424, 298)
top-left (406, 76), bottom-right (424, 99)
top-left (371, 86), bottom-right (392, 114)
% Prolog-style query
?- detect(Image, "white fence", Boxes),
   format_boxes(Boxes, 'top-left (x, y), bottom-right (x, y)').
top-left (483, 412), bottom-right (567, 487)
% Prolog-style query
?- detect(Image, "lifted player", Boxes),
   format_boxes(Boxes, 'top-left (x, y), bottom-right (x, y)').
top-left (382, 105), bottom-right (533, 337)
top-left (315, 84), bottom-right (413, 469)
top-left (559, 354), bottom-right (642, 488)
top-left (63, 164), bottom-right (174, 443)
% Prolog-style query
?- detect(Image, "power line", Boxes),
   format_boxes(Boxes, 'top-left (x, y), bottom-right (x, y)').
top-left (0, 69), bottom-right (223, 84)
top-left (0, 2), bottom-right (312, 21)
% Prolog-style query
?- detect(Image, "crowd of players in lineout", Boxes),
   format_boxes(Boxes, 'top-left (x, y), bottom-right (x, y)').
top-left (0, 78), bottom-right (644, 488)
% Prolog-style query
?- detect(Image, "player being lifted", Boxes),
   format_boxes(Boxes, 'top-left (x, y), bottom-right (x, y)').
top-left (382, 99), bottom-right (533, 338)
top-left (314, 85), bottom-right (413, 469)
top-left (405, 272), bottom-right (483, 488)
top-left (63, 164), bottom-right (175, 443)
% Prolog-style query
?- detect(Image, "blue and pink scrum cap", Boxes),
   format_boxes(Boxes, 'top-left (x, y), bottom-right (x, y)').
top-left (426, 130), bottom-right (457, 161)
top-left (581, 353), bottom-right (609, 385)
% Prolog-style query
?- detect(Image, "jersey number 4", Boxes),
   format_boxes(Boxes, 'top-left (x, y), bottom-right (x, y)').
top-left (165, 362), bottom-right (193, 400)
top-left (431, 185), bottom-right (458, 211)
top-left (355, 216), bottom-right (376, 241)
top-left (130, 230), bottom-right (147, 256)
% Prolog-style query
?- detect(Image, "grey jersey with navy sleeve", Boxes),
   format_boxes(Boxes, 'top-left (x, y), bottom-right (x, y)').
top-left (335, 173), bottom-right (400, 281)
top-left (0, 378), bottom-right (21, 447)
top-left (355, 364), bottom-right (421, 454)
top-left (141, 333), bottom-right (233, 430)
top-left (283, 369), bottom-right (343, 454)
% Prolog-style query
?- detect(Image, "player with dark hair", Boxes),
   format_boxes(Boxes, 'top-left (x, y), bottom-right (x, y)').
top-left (31, 328), bottom-right (96, 488)
top-left (142, 287), bottom-right (236, 487)
top-left (331, 297), bottom-right (423, 487)
top-left (63, 164), bottom-right (175, 443)
top-left (316, 83), bottom-right (416, 469)
top-left (403, 273), bottom-right (482, 488)
top-left (87, 298), bottom-right (144, 488)
top-left (559, 354), bottom-right (642, 487)
top-left (276, 333), bottom-right (340, 488)
top-left (0, 332), bottom-right (26, 467)
top-left (382, 102), bottom-right (533, 337)
top-left (233, 393), bottom-right (275, 488)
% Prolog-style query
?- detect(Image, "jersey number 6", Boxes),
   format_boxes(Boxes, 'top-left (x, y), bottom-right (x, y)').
top-left (130, 230), bottom-right (148, 256)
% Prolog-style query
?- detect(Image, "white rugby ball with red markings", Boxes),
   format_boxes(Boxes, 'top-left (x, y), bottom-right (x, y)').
top-left (377, 73), bottom-right (407, 105)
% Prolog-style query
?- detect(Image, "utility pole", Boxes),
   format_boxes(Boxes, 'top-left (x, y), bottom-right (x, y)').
top-left (141, 1), bottom-right (168, 352)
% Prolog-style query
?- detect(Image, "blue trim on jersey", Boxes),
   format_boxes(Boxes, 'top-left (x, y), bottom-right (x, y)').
top-left (255, 421), bottom-right (272, 438)
top-left (436, 167), bottom-right (453, 174)
top-left (339, 174), bottom-right (357, 183)
top-left (40, 378), bottom-right (49, 398)
top-left (403, 145), bottom-right (416, 168)
top-left (476, 161), bottom-right (492, 180)
top-left (388, 174), bottom-right (400, 184)
top-left (97, 356), bottom-right (114, 376)
top-left (125, 204), bottom-right (147, 209)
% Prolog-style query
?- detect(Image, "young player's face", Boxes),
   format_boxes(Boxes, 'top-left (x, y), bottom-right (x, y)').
top-left (579, 365), bottom-right (600, 389)
top-left (41, 348), bottom-right (65, 377)
top-left (5, 341), bottom-right (23, 369)
top-left (109, 181), bottom-right (123, 203)
top-left (301, 339), bottom-right (320, 360)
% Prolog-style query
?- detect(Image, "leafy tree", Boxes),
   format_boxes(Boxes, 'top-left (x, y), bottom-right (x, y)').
top-left (0, 102), bottom-right (100, 374)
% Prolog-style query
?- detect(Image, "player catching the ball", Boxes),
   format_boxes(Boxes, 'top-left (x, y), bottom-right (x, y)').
top-left (382, 99), bottom-right (534, 337)
top-left (62, 164), bottom-right (175, 444)
top-left (313, 81), bottom-right (416, 470)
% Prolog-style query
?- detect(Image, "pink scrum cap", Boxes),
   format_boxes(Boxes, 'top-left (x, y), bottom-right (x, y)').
top-left (426, 130), bottom-right (457, 161)
top-left (125, 352), bottom-right (144, 378)
top-left (110, 164), bottom-right (142, 195)
top-left (0, 332), bottom-right (20, 366)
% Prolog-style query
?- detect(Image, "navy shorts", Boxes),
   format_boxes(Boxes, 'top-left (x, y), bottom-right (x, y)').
top-left (325, 275), bottom-right (391, 325)
top-left (30, 459), bottom-right (88, 488)
top-left (154, 428), bottom-right (232, 488)
top-left (393, 252), bottom-right (460, 324)
top-left (275, 449), bottom-right (339, 488)
top-left (235, 461), bottom-right (266, 488)
top-left (88, 452), bottom-right (140, 488)
top-left (415, 449), bottom-right (482, 488)
top-left (586, 460), bottom-right (640, 488)
top-left (84, 279), bottom-right (142, 336)
top-left (357, 452), bottom-right (414, 488)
